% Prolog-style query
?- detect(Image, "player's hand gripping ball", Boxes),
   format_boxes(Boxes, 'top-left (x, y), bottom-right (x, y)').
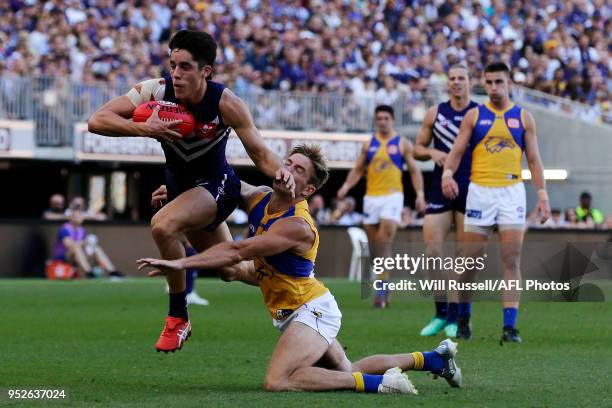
top-left (133, 101), bottom-right (195, 137)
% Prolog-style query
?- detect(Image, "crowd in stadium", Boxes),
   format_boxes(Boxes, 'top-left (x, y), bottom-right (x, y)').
top-left (0, 0), bottom-right (610, 123)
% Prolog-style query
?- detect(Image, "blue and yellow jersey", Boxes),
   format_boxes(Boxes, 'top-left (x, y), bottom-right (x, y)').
top-left (246, 191), bottom-right (328, 320)
top-left (365, 133), bottom-right (404, 196)
top-left (469, 102), bottom-right (526, 187)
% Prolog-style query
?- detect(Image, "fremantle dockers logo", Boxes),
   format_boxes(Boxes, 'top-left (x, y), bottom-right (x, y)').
top-left (485, 136), bottom-right (515, 153)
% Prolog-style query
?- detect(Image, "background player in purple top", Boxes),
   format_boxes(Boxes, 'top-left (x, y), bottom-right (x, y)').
top-left (413, 65), bottom-right (478, 338)
top-left (88, 30), bottom-right (295, 353)
top-left (54, 210), bottom-right (121, 279)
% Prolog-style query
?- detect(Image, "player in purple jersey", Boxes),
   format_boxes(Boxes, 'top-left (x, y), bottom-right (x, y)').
top-left (413, 65), bottom-right (478, 338)
top-left (88, 30), bottom-right (295, 353)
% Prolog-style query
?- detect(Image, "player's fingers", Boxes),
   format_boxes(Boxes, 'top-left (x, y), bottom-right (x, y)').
top-left (165, 119), bottom-right (183, 128)
top-left (147, 269), bottom-right (166, 277)
top-left (150, 105), bottom-right (160, 119)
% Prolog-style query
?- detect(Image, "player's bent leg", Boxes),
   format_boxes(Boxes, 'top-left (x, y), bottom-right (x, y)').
top-left (264, 321), bottom-right (352, 392)
top-left (498, 227), bottom-right (525, 343)
top-left (350, 338), bottom-right (461, 388)
top-left (151, 187), bottom-right (218, 352)
top-left (266, 323), bottom-right (416, 394)
top-left (421, 212), bottom-right (453, 336)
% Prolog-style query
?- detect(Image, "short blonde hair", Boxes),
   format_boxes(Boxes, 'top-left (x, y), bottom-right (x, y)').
top-left (289, 144), bottom-right (329, 189)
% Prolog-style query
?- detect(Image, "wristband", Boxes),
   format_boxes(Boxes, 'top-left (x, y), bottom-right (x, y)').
top-left (537, 189), bottom-right (549, 201)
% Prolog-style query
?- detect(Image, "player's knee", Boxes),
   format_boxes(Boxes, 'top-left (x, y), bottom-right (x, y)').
top-left (263, 375), bottom-right (288, 392)
top-left (150, 218), bottom-right (179, 244)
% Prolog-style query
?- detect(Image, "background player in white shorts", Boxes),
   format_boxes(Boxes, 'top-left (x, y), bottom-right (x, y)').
top-left (337, 105), bottom-right (425, 307)
top-left (441, 62), bottom-right (550, 343)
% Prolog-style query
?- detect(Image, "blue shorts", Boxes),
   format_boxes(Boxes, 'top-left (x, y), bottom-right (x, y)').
top-left (165, 168), bottom-right (241, 232)
top-left (425, 181), bottom-right (469, 215)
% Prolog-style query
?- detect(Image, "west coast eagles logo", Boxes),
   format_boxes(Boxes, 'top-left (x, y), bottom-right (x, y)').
top-left (485, 136), bottom-right (515, 153)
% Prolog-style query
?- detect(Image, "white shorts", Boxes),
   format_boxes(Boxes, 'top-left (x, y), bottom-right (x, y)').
top-left (363, 192), bottom-right (403, 225)
top-left (464, 182), bottom-right (526, 229)
top-left (272, 291), bottom-right (342, 345)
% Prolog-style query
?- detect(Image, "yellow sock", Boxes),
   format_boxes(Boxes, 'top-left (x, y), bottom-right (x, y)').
top-left (411, 352), bottom-right (425, 370)
top-left (352, 372), bottom-right (365, 392)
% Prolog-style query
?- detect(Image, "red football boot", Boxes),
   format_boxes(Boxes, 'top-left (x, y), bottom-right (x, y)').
top-left (155, 316), bottom-right (191, 353)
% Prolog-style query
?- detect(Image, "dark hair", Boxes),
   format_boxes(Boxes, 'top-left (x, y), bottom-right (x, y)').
top-left (375, 104), bottom-right (394, 119)
top-left (289, 144), bottom-right (329, 189)
top-left (580, 192), bottom-right (592, 200)
top-left (484, 62), bottom-right (511, 76)
top-left (169, 30), bottom-right (217, 68)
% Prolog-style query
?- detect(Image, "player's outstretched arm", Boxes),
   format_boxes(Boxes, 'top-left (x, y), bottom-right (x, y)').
top-left (523, 110), bottom-right (550, 223)
top-left (413, 106), bottom-right (447, 166)
top-left (137, 217), bottom-right (312, 273)
top-left (220, 90), bottom-right (295, 196)
top-left (402, 138), bottom-right (426, 212)
top-left (442, 107), bottom-right (476, 199)
top-left (337, 141), bottom-right (368, 199)
top-left (88, 79), bottom-right (183, 142)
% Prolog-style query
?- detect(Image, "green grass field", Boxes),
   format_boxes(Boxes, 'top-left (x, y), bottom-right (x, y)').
top-left (2, 278), bottom-right (610, 407)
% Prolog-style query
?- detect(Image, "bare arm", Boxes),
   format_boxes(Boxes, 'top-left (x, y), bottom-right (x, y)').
top-left (443, 107), bottom-right (475, 175)
top-left (221, 90), bottom-right (295, 195)
top-left (441, 108), bottom-right (476, 199)
top-left (402, 138), bottom-right (426, 213)
top-left (413, 106), bottom-right (447, 166)
top-left (523, 110), bottom-right (550, 223)
top-left (88, 79), bottom-right (183, 142)
top-left (137, 217), bottom-right (313, 271)
top-left (337, 141), bottom-right (368, 199)
top-left (62, 236), bottom-right (80, 252)
top-left (221, 90), bottom-right (280, 178)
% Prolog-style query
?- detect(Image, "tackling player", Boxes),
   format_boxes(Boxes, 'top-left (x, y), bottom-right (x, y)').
top-left (138, 145), bottom-right (461, 394)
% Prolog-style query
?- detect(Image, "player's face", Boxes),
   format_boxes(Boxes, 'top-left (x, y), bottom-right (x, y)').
top-left (483, 71), bottom-right (510, 104)
top-left (277, 153), bottom-right (316, 199)
top-left (448, 68), bottom-right (470, 97)
top-left (169, 49), bottom-right (212, 100)
top-left (375, 112), bottom-right (394, 134)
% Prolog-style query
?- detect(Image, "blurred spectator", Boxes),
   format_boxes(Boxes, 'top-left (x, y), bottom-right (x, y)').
top-left (330, 196), bottom-right (362, 226)
top-left (0, 0), bottom-right (608, 123)
top-left (308, 194), bottom-right (331, 225)
top-left (53, 210), bottom-right (123, 279)
top-left (576, 191), bottom-right (604, 226)
top-left (65, 196), bottom-right (108, 221)
top-left (42, 193), bottom-right (67, 220)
